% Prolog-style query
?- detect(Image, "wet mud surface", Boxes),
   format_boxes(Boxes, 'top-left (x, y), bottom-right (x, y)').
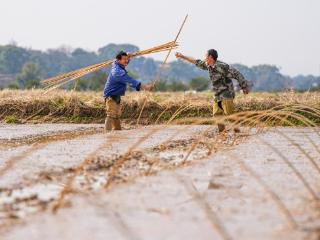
top-left (0, 124), bottom-right (319, 239)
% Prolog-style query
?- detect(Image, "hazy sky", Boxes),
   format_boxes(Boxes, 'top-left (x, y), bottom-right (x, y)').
top-left (1, 0), bottom-right (319, 76)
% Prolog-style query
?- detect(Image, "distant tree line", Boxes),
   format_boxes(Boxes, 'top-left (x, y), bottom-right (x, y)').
top-left (0, 43), bottom-right (319, 91)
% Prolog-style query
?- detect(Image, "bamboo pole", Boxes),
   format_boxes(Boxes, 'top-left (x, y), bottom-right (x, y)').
top-left (41, 41), bottom-right (179, 91)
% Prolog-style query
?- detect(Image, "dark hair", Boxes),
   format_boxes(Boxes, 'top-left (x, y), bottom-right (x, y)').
top-left (116, 51), bottom-right (128, 60)
top-left (207, 49), bottom-right (218, 61)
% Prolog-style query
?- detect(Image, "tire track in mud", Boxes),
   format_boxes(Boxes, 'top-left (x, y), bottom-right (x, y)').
top-left (52, 127), bottom-right (242, 217)
top-left (0, 125), bottom-right (242, 232)
top-left (94, 127), bottom-right (319, 240)
top-left (87, 195), bottom-right (143, 240)
top-left (155, 128), bottom-right (320, 239)
top-left (2, 126), bottom-right (319, 239)
top-left (0, 125), bottom-right (182, 221)
top-left (176, 174), bottom-right (232, 240)
top-left (218, 129), bottom-right (320, 231)
top-left (51, 133), bottom-right (125, 213)
top-left (258, 137), bottom-right (319, 201)
top-left (0, 128), bottom-right (132, 231)
top-left (226, 152), bottom-right (298, 229)
top-left (66, 127), bottom-right (238, 240)
top-left (170, 129), bottom-right (320, 239)
top-left (53, 125), bottom-right (185, 212)
top-left (231, 129), bottom-right (320, 238)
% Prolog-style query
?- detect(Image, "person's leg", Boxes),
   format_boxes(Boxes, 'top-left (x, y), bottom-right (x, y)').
top-left (221, 99), bottom-right (240, 132)
top-left (113, 100), bottom-right (122, 130)
top-left (213, 101), bottom-right (223, 116)
top-left (213, 101), bottom-right (225, 132)
top-left (113, 118), bottom-right (121, 130)
top-left (105, 97), bottom-right (118, 132)
top-left (105, 117), bottom-right (114, 131)
top-left (221, 99), bottom-right (234, 115)
top-left (217, 123), bottom-right (226, 133)
top-left (215, 99), bottom-right (234, 133)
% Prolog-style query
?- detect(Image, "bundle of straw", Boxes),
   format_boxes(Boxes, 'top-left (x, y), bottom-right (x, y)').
top-left (41, 41), bottom-right (178, 91)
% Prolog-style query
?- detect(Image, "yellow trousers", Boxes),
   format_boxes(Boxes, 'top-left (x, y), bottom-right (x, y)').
top-left (212, 99), bottom-right (234, 116)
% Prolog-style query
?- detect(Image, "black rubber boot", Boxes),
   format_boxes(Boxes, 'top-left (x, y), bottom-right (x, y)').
top-left (217, 123), bottom-right (226, 133)
top-left (233, 127), bottom-right (241, 133)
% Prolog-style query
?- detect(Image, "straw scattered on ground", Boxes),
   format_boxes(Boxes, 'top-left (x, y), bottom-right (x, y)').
top-left (0, 90), bottom-right (319, 125)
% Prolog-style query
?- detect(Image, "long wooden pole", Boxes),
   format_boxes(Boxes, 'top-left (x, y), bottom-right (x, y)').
top-left (151, 14), bottom-right (189, 87)
top-left (136, 15), bottom-right (188, 125)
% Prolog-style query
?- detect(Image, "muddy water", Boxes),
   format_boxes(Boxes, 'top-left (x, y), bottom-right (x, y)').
top-left (0, 124), bottom-right (319, 239)
top-left (0, 124), bottom-right (103, 140)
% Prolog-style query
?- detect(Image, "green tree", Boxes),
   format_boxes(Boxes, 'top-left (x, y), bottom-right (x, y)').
top-left (168, 80), bottom-right (189, 92)
top-left (7, 83), bottom-right (20, 89)
top-left (98, 44), bottom-right (139, 60)
top-left (17, 62), bottom-right (42, 89)
top-left (154, 80), bottom-right (168, 92)
top-left (251, 65), bottom-right (292, 91)
top-left (0, 45), bottom-right (31, 74)
top-left (127, 70), bottom-right (139, 80)
top-left (190, 77), bottom-right (209, 91)
top-left (89, 71), bottom-right (107, 91)
top-left (71, 48), bottom-right (98, 70)
top-left (74, 71), bottom-right (107, 91)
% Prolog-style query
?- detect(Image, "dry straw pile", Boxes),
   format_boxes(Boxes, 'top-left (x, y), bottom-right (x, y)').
top-left (41, 41), bottom-right (178, 91)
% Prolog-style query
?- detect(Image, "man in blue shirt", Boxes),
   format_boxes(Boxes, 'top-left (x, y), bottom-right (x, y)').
top-left (103, 51), bottom-right (152, 131)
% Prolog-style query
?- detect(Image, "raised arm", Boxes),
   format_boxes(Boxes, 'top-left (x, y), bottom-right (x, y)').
top-left (175, 52), bottom-right (196, 64)
top-left (175, 52), bottom-right (208, 71)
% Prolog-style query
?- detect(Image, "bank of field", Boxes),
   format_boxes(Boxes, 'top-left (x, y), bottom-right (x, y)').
top-left (0, 89), bottom-right (319, 125)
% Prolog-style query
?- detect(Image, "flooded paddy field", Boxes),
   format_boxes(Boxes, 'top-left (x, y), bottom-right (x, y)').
top-left (0, 124), bottom-right (319, 239)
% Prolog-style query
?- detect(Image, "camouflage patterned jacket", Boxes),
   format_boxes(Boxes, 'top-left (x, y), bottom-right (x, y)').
top-left (195, 60), bottom-right (248, 101)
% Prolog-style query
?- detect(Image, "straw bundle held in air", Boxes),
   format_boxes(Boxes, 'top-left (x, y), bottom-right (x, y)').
top-left (41, 41), bottom-right (179, 91)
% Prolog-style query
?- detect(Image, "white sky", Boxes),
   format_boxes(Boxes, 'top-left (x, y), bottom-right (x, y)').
top-left (0, 0), bottom-right (319, 76)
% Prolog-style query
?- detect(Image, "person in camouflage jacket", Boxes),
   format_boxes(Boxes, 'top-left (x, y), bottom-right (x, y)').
top-left (175, 49), bottom-right (251, 132)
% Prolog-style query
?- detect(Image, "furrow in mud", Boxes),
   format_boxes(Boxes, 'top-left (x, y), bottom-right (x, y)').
top-left (0, 125), bottom-right (319, 240)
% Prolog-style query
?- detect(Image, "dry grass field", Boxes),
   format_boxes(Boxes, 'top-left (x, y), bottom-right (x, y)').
top-left (0, 89), bottom-right (320, 125)
top-left (0, 90), bottom-right (320, 239)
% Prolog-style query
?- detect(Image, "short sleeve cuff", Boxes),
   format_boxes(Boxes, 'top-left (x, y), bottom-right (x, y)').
top-left (195, 59), bottom-right (202, 66)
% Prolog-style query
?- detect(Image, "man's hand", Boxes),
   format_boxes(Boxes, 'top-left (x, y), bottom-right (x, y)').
top-left (141, 83), bottom-right (153, 91)
top-left (242, 88), bottom-right (249, 95)
top-left (175, 52), bottom-right (184, 59)
top-left (242, 81), bottom-right (253, 95)
top-left (175, 52), bottom-right (197, 64)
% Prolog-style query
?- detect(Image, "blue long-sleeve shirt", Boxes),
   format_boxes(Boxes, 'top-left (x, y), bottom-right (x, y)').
top-left (103, 61), bottom-right (141, 98)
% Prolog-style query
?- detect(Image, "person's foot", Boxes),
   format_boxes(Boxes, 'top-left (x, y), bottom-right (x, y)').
top-left (217, 123), bottom-right (226, 133)
top-left (233, 127), bottom-right (241, 133)
top-left (104, 117), bottom-right (114, 133)
top-left (113, 119), bottom-right (122, 130)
